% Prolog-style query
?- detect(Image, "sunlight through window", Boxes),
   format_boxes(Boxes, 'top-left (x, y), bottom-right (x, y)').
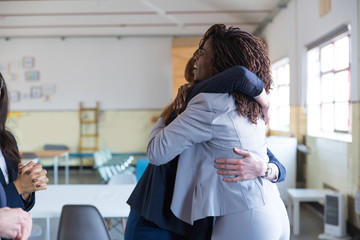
top-left (270, 58), bottom-right (290, 131)
top-left (307, 33), bottom-right (351, 136)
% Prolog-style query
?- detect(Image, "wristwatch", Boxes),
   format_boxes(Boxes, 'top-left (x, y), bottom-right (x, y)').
top-left (264, 164), bottom-right (272, 178)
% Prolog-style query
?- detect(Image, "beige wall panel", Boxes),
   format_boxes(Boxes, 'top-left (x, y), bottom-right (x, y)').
top-left (7, 110), bottom-right (161, 153)
top-left (269, 105), bottom-right (307, 142)
top-left (172, 46), bottom-right (198, 98)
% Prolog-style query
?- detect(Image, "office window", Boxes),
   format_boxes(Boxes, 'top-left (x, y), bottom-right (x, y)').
top-left (307, 34), bottom-right (351, 136)
top-left (269, 57), bottom-right (290, 131)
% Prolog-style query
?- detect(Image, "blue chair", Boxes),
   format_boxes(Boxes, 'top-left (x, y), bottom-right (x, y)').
top-left (136, 158), bottom-right (149, 182)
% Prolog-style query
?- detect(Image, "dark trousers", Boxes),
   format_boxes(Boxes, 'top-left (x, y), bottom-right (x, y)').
top-left (125, 209), bottom-right (185, 240)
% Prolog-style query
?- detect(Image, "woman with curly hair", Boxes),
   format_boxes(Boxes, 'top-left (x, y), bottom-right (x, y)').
top-left (147, 24), bottom-right (290, 239)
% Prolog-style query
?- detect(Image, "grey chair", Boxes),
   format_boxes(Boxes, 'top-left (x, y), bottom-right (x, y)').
top-left (57, 205), bottom-right (111, 240)
top-left (44, 144), bottom-right (69, 150)
top-left (21, 152), bottom-right (40, 165)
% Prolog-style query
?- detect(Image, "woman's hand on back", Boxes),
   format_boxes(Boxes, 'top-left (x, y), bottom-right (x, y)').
top-left (262, 100), bottom-right (271, 125)
top-left (173, 83), bottom-right (193, 111)
top-left (254, 88), bottom-right (271, 124)
top-left (214, 148), bottom-right (267, 182)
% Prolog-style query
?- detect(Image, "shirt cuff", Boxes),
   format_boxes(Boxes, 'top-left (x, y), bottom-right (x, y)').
top-left (253, 88), bottom-right (265, 99)
top-left (21, 192), bottom-right (33, 202)
top-left (268, 163), bottom-right (279, 183)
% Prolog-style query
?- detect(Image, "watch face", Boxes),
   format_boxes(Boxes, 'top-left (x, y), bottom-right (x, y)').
top-left (265, 166), bottom-right (272, 178)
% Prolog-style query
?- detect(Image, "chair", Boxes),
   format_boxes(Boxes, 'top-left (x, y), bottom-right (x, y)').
top-left (44, 144), bottom-right (69, 150)
top-left (94, 149), bottom-right (135, 183)
top-left (101, 148), bottom-right (134, 166)
top-left (94, 151), bottom-right (106, 168)
top-left (136, 158), bottom-right (149, 182)
top-left (57, 205), bottom-right (111, 240)
top-left (21, 152), bottom-right (40, 165)
top-left (108, 172), bottom-right (137, 185)
top-left (100, 148), bottom-right (112, 161)
top-left (94, 151), bottom-right (116, 183)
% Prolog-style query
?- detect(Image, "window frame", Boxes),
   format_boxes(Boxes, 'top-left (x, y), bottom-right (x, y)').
top-left (269, 57), bottom-right (290, 132)
top-left (306, 29), bottom-right (351, 140)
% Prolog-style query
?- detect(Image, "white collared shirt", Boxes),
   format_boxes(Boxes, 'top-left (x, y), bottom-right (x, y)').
top-left (0, 150), bottom-right (9, 184)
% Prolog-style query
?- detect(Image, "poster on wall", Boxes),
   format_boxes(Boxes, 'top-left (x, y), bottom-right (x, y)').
top-left (30, 86), bottom-right (42, 99)
top-left (8, 73), bottom-right (18, 81)
top-left (25, 71), bottom-right (40, 81)
top-left (9, 91), bottom-right (20, 103)
top-left (23, 57), bottom-right (34, 68)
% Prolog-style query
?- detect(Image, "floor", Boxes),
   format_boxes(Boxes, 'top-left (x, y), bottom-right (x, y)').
top-left (290, 203), bottom-right (324, 240)
top-left (29, 168), bottom-right (326, 240)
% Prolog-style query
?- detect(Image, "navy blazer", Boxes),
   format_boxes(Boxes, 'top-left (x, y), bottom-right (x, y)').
top-left (0, 184), bottom-right (6, 208)
top-left (0, 134), bottom-right (35, 211)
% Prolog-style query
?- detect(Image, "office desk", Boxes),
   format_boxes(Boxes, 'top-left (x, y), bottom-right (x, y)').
top-left (31, 184), bottom-right (135, 240)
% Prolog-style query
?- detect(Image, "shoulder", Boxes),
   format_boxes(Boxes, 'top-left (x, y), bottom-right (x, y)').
top-left (188, 93), bottom-right (232, 107)
top-left (187, 93), bottom-right (234, 114)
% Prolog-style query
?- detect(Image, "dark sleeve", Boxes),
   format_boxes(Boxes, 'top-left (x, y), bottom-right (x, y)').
top-left (22, 192), bottom-right (35, 211)
top-left (3, 183), bottom-right (35, 211)
top-left (187, 66), bottom-right (264, 100)
top-left (0, 184), bottom-right (6, 208)
top-left (267, 148), bottom-right (286, 183)
top-left (4, 131), bottom-right (36, 211)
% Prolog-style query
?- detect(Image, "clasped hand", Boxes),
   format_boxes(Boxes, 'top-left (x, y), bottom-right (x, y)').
top-left (14, 161), bottom-right (48, 195)
top-left (0, 207), bottom-right (32, 240)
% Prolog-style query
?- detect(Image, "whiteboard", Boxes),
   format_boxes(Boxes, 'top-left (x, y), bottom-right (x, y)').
top-left (0, 37), bottom-right (173, 110)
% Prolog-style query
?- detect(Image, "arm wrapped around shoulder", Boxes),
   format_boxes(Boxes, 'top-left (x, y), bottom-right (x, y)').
top-left (147, 94), bottom-right (214, 166)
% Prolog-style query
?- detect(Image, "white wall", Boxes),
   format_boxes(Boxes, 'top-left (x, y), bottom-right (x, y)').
top-left (264, 0), bottom-right (297, 105)
top-left (264, 0), bottom-right (359, 197)
top-left (265, 0), bottom-right (359, 104)
top-left (296, 0), bottom-right (359, 102)
top-left (0, 36), bottom-right (172, 110)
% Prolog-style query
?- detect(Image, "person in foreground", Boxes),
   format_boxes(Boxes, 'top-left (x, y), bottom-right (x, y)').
top-left (126, 41), bottom-right (286, 240)
top-left (146, 24), bottom-right (290, 239)
top-left (0, 73), bottom-right (48, 240)
top-left (0, 72), bottom-right (48, 213)
top-left (0, 182), bottom-right (32, 240)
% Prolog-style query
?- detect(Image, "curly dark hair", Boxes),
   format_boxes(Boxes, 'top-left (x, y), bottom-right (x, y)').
top-left (199, 24), bottom-right (272, 123)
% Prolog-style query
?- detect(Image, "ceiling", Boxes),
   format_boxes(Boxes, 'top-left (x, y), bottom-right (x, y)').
top-left (0, 0), bottom-right (288, 38)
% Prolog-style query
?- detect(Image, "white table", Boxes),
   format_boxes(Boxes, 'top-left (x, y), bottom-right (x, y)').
top-left (287, 188), bottom-right (328, 235)
top-left (31, 184), bottom-right (136, 240)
